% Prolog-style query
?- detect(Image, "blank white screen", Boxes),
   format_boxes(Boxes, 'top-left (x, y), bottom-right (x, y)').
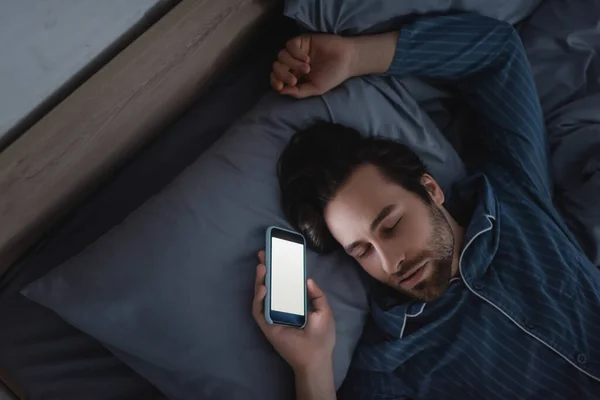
top-left (271, 237), bottom-right (305, 315)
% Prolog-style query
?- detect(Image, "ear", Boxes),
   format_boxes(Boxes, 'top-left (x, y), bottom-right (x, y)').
top-left (421, 174), bottom-right (445, 206)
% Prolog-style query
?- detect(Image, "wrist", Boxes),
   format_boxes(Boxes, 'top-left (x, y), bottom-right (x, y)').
top-left (294, 356), bottom-right (336, 400)
top-left (347, 31), bottom-right (399, 77)
top-left (293, 354), bottom-right (333, 379)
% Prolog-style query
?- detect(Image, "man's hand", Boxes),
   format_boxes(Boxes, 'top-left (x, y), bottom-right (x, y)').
top-left (252, 250), bottom-right (336, 373)
top-left (271, 32), bottom-right (399, 99)
top-left (271, 34), bottom-right (354, 98)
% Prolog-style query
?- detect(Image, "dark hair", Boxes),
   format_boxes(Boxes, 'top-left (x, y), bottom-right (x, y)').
top-left (277, 121), bottom-right (430, 253)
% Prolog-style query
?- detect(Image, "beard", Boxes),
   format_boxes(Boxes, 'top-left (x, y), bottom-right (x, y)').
top-left (387, 203), bottom-right (455, 303)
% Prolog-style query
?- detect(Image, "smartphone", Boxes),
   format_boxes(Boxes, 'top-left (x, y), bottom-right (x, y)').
top-left (264, 226), bottom-right (307, 328)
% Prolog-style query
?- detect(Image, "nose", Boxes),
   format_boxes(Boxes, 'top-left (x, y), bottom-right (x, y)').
top-left (377, 241), bottom-right (405, 275)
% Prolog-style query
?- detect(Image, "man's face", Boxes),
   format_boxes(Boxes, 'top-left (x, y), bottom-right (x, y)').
top-left (324, 164), bottom-right (455, 302)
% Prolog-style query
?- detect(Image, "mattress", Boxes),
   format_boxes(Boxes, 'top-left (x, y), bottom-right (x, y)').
top-left (0, 17), bottom-right (298, 399)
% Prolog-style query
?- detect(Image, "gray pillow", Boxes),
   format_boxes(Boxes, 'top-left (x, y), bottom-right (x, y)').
top-left (284, 0), bottom-right (542, 35)
top-left (23, 76), bottom-right (465, 400)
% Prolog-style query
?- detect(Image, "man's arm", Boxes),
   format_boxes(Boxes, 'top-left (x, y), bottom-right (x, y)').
top-left (252, 252), bottom-right (336, 400)
top-left (295, 361), bottom-right (336, 400)
top-left (349, 14), bottom-right (551, 197)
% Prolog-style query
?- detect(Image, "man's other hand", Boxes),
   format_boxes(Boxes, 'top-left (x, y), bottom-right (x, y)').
top-left (252, 250), bottom-right (336, 374)
top-left (270, 32), bottom-right (399, 99)
top-left (271, 34), bottom-right (354, 99)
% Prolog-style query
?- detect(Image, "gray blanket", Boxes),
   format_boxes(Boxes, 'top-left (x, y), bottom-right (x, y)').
top-left (521, 0), bottom-right (600, 266)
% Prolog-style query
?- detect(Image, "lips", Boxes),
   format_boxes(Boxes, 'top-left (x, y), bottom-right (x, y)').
top-left (396, 259), bottom-right (428, 289)
top-left (400, 266), bottom-right (422, 282)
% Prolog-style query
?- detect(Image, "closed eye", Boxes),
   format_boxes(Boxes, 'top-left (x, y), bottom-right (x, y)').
top-left (381, 217), bottom-right (402, 236)
top-left (356, 244), bottom-right (372, 259)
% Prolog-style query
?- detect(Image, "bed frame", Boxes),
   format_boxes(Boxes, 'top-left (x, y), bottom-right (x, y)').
top-left (0, 0), bottom-right (276, 397)
top-left (0, 0), bottom-right (276, 278)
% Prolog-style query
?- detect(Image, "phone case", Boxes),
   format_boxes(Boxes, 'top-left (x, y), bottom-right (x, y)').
top-left (264, 226), bottom-right (307, 328)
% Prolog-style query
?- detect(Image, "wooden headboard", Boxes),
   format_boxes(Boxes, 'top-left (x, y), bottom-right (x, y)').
top-left (0, 0), bottom-right (276, 279)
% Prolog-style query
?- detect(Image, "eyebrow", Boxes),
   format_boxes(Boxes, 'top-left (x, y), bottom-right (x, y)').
top-left (344, 204), bottom-right (396, 253)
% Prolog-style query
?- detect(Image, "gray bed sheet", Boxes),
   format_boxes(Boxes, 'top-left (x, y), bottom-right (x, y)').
top-left (520, 0), bottom-right (600, 266)
top-left (0, 17), bottom-right (297, 399)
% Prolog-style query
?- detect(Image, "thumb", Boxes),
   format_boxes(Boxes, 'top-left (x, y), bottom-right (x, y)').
top-left (286, 36), bottom-right (310, 63)
top-left (307, 279), bottom-right (330, 312)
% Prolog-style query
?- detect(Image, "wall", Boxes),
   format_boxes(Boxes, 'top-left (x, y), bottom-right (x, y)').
top-left (0, 0), bottom-right (173, 149)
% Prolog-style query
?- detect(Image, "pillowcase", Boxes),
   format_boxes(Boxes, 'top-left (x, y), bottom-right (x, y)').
top-left (284, 0), bottom-right (542, 35)
top-left (23, 76), bottom-right (466, 400)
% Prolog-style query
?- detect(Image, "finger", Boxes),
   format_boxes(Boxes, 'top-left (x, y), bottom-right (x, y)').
top-left (280, 83), bottom-right (322, 99)
top-left (273, 61), bottom-right (297, 86)
top-left (257, 250), bottom-right (266, 265)
top-left (270, 72), bottom-right (283, 92)
top-left (253, 283), bottom-right (267, 313)
top-left (286, 36), bottom-right (310, 63)
top-left (277, 49), bottom-right (310, 75)
top-left (252, 282), bottom-right (268, 326)
top-left (307, 279), bottom-right (331, 312)
top-left (255, 263), bottom-right (266, 293)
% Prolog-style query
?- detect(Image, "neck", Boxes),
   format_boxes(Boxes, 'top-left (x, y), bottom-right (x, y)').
top-left (448, 213), bottom-right (465, 278)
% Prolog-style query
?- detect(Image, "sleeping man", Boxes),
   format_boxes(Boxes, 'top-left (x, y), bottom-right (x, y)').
top-left (252, 13), bottom-right (600, 400)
